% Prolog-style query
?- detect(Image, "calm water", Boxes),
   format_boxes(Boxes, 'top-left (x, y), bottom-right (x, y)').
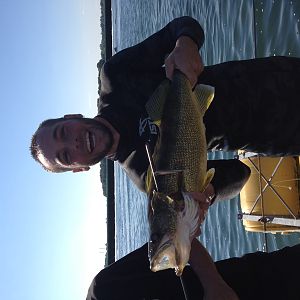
top-left (111, 0), bottom-right (300, 261)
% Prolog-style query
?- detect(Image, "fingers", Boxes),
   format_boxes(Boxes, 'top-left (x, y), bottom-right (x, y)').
top-left (194, 226), bottom-right (201, 237)
top-left (180, 63), bottom-right (198, 88)
top-left (195, 201), bottom-right (208, 237)
top-left (199, 199), bottom-right (210, 211)
top-left (186, 191), bottom-right (208, 204)
top-left (164, 55), bottom-right (175, 81)
top-left (186, 190), bottom-right (212, 239)
top-left (183, 55), bottom-right (203, 88)
top-left (192, 208), bottom-right (205, 239)
top-left (164, 41), bottom-right (204, 88)
top-left (198, 204), bottom-right (208, 223)
top-left (165, 55), bottom-right (200, 87)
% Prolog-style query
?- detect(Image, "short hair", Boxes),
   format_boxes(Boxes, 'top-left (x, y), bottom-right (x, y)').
top-left (30, 118), bottom-right (68, 173)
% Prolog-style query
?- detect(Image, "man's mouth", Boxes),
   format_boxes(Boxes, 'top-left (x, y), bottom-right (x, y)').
top-left (86, 131), bottom-right (95, 152)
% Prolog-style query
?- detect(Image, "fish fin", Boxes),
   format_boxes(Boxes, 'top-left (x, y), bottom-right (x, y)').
top-left (165, 195), bottom-right (175, 205)
top-left (193, 84), bottom-right (215, 114)
top-left (201, 168), bottom-right (215, 192)
top-left (180, 192), bottom-right (200, 240)
top-left (145, 165), bottom-right (154, 195)
top-left (150, 191), bottom-right (174, 212)
top-left (145, 80), bottom-right (170, 122)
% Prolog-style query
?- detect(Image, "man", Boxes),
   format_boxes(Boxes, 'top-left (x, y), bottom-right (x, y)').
top-left (86, 239), bottom-right (300, 300)
top-left (30, 15), bottom-right (299, 297)
top-left (30, 16), bottom-right (300, 190)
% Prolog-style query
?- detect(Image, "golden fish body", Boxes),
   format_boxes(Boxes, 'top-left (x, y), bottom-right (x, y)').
top-left (146, 70), bottom-right (215, 276)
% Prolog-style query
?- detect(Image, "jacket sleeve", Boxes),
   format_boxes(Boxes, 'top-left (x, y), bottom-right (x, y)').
top-left (123, 156), bottom-right (250, 202)
top-left (86, 243), bottom-right (205, 300)
top-left (208, 159), bottom-right (251, 202)
top-left (99, 16), bottom-right (204, 108)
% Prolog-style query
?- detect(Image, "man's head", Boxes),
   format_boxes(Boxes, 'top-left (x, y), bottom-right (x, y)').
top-left (30, 114), bottom-right (116, 173)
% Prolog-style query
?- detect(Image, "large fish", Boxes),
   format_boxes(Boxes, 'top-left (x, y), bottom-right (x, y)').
top-left (145, 70), bottom-right (215, 276)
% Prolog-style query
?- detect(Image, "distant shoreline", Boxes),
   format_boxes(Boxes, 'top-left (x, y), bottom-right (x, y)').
top-left (99, 0), bottom-right (115, 266)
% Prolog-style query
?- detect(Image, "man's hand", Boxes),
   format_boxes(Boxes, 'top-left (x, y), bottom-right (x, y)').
top-left (186, 183), bottom-right (215, 237)
top-left (165, 36), bottom-right (204, 88)
top-left (189, 239), bottom-right (240, 300)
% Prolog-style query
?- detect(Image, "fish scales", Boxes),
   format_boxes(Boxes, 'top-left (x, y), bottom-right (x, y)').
top-left (146, 70), bottom-right (215, 276)
top-left (153, 71), bottom-right (208, 194)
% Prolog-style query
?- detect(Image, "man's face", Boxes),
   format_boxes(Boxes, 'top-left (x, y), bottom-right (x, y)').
top-left (35, 116), bottom-right (114, 172)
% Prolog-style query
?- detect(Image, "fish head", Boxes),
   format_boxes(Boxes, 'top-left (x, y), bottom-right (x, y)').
top-left (148, 191), bottom-right (200, 276)
top-left (148, 191), bottom-right (178, 272)
top-left (149, 235), bottom-right (190, 277)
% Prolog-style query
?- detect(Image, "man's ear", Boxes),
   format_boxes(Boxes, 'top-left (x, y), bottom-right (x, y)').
top-left (64, 114), bottom-right (83, 119)
top-left (72, 167), bottom-right (90, 173)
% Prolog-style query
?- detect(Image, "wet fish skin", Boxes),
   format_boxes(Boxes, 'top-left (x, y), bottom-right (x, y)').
top-left (149, 191), bottom-right (200, 276)
top-left (154, 70), bottom-right (213, 194)
top-left (147, 70), bottom-right (215, 276)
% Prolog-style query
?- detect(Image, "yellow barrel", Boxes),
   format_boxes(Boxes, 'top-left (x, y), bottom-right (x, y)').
top-left (240, 155), bottom-right (300, 233)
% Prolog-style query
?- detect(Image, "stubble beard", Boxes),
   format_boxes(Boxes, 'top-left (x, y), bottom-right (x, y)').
top-left (85, 120), bottom-right (115, 165)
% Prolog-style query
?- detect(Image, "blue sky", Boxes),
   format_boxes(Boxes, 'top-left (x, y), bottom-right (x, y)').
top-left (0, 1), bottom-right (106, 299)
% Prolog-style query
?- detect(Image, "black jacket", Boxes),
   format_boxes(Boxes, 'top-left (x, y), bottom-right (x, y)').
top-left (98, 16), bottom-right (300, 193)
top-left (87, 243), bottom-right (300, 300)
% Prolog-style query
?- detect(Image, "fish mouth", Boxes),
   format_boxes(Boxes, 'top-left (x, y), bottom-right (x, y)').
top-left (149, 237), bottom-right (189, 276)
top-left (149, 235), bottom-right (178, 273)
